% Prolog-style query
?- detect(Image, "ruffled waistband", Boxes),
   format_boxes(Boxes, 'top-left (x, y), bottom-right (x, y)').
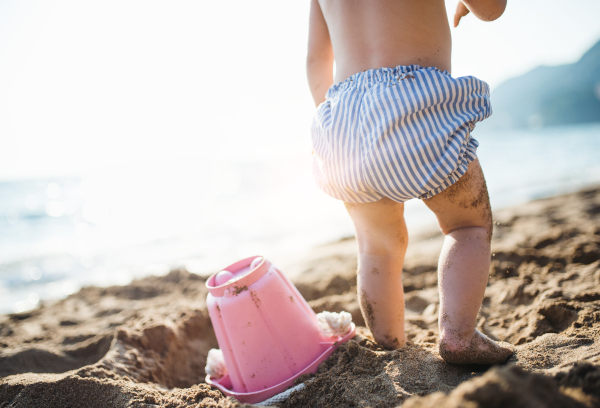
top-left (326, 64), bottom-right (451, 99)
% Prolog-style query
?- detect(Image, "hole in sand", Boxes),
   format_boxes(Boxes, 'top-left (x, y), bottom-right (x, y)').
top-left (81, 310), bottom-right (219, 389)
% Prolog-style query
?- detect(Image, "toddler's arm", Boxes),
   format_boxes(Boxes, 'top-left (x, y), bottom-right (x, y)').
top-left (454, 0), bottom-right (507, 27)
top-left (306, 0), bottom-right (334, 107)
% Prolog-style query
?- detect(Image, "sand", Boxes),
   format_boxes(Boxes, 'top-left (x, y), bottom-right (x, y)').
top-left (1, 186), bottom-right (600, 407)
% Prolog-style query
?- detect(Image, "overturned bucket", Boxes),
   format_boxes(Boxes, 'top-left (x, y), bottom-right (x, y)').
top-left (205, 255), bottom-right (355, 404)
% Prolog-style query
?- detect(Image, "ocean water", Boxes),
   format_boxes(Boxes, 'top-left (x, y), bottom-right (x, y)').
top-left (1, 123), bottom-right (599, 314)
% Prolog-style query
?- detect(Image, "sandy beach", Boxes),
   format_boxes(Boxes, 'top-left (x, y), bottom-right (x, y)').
top-left (1, 186), bottom-right (600, 407)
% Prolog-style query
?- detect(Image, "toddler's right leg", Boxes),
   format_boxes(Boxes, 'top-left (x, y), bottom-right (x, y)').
top-left (424, 158), bottom-right (513, 365)
top-left (344, 198), bottom-right (408, 350)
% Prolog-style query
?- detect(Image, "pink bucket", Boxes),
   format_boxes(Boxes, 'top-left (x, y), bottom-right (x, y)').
top-left (205, 256), bottom-right (355, 403)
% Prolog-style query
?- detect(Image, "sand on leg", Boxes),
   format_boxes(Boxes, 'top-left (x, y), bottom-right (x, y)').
top-left (344, 197), bottom-right (408, 349)
top-left (423, 158), bottom-right (513, 364)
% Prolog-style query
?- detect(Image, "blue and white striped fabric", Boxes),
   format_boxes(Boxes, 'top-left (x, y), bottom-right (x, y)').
top-left (311, 65), bottom-right (492, 203)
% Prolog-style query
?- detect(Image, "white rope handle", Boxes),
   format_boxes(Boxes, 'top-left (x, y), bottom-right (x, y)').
top-left (255, 382), bottom-right (309, 406)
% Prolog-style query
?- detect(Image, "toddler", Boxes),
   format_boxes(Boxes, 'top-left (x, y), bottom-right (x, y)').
top-left (306, 0), bottom-right (513, 364)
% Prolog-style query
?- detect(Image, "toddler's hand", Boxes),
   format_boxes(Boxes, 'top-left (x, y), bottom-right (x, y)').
top-left (453, 1), bottom-right (470, 27)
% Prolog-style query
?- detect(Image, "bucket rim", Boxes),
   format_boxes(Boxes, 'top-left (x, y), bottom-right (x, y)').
top-left (206, 255), bottom-right (269, 297)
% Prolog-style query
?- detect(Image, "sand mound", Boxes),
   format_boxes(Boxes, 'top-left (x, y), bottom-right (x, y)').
top-left (1, 373), bottom-right (238, 408)
top-left (281, 339), bottom-right (600, 408)
top-left (401, 364), bottom-right (600, 408)
top-left (1, 187), bottom-right (600, 407)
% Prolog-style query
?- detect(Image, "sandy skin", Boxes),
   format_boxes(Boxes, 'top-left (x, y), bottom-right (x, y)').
top-left (346, 159), bottom-right (515, 365)
top-left (439, 329), bottom-right (514, 365)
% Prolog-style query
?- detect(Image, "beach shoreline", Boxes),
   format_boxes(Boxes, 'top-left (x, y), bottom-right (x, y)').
top-left (1, 186), bottom-right (600, 407)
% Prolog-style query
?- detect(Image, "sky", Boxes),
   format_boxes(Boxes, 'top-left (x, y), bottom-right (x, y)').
top-left (0, 0), bottom-right (599, 181)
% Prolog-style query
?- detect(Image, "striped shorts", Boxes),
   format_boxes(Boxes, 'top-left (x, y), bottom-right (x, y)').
top-left (311, 65), bottom-right (492, 203)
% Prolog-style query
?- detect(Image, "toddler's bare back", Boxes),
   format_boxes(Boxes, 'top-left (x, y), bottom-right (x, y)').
top-left (318, 0), bottom-right (452, 82)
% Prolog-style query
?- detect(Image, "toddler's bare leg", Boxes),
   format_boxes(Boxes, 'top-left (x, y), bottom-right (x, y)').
top-left (344, 198), bottom-right (408, 349)
top-left (424, 159), bottom-right (513, 364)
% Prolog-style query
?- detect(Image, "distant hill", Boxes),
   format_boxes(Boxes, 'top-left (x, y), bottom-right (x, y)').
top-left (485, 39), bottom-right (600, 129)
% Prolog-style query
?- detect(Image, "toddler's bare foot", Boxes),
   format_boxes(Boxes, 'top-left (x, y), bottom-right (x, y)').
top-left (439, 330), bottom-right (514, 365)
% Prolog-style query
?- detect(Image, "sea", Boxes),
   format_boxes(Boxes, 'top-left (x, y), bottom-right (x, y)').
top-left (1, 123), bottom-right (599, 314)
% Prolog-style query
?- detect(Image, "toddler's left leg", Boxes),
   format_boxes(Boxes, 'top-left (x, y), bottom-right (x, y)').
top-left (344, 198), bottom-right (408, 349)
